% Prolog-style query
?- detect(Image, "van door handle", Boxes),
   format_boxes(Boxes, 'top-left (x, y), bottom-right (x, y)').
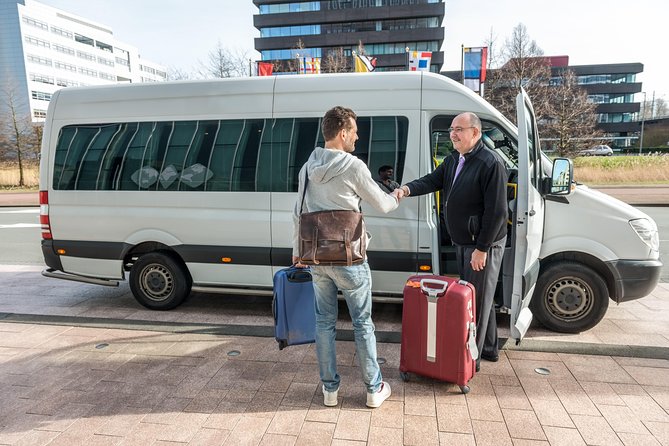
top-left (528, 209), bottom-right (536, 217)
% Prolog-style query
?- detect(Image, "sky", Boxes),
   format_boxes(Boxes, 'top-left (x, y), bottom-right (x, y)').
top-left (39, 0), bottom-right (667, 104)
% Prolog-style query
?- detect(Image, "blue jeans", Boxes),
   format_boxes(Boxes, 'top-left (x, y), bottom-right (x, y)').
top-left (310, 262), bottom-right (382, 394)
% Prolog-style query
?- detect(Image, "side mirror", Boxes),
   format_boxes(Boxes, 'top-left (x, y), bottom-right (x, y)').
top-left (549, 158), bottom-right (573, 195)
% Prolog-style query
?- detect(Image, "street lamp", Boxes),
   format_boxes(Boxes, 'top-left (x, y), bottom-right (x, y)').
top-left (639, 91), bottom-right (646, 154)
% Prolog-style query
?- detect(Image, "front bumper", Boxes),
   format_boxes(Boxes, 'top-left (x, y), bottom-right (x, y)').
top-left (605, 259), bottom-right (663, 303)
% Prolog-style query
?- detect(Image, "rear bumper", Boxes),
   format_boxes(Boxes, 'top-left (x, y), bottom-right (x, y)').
top-left (606, 259), bottom-right (662, 303)
top-left (41, 239), bottom-right (63, 271)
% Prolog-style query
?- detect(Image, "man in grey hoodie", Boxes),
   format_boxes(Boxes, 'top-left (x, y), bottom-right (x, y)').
top-left (292, 106), bottom-right (399, 408)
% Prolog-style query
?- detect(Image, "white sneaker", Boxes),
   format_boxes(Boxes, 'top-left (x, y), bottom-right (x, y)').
top-left (323, 385), bottom-right (338, 407)
top-left (366, 381), bottom-right (391, 408)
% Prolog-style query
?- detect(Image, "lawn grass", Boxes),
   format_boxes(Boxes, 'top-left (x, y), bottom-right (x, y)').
top-left (0, 164), bottom-right (39, 189)
top-left (573, 154), bottom-right (669, 185)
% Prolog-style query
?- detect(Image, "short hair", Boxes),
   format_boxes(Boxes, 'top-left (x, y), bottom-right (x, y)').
top-left (462, 112), bottom-right (482, 131)
top-left (378, 165), bottom-right (393, 175)
top-left (322, 106), bottom-right (357, 141)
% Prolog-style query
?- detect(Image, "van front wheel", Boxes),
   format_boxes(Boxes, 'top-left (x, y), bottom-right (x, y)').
top-left (130, 252), bottom-right (192, 310)
top-left (531, 262), bottom-right (608, 333)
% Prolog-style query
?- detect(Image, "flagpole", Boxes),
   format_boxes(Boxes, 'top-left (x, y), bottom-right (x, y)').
top-left (460, 44), bottom-right (464, 85)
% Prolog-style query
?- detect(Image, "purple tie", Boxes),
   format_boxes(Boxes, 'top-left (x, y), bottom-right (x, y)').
top-left (453, 155), bottom-right (465, 184)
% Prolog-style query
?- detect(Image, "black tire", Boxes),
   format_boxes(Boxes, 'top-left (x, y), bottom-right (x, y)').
top-left (459, 385), bottom-right (470, 394)
top-left (129, 251), bottom-right (192, 310)
top-left (531, 261), bottom-right (609, 333)
top-left (399, 371), bottom-right (409, 382)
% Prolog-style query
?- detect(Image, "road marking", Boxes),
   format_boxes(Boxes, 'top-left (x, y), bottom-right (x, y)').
top-left (0, 209), bottom-right (39, 214)
top-left (0, 223), bottom-right (40, 229)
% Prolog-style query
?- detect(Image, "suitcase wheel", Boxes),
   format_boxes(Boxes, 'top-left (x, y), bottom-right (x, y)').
top-left (278, 340), bottom-right (287, 350)
top-left (399, 371), bottom-right (409, 382)
top-left (459, 385), bottom-right (470, 394)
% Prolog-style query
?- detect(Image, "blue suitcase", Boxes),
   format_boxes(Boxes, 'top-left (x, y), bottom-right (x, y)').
top-left (272, 266), bottom-right (316, 350)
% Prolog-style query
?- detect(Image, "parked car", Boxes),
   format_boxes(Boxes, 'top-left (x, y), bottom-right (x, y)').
top-left (579, 145), bottom-right (613, 156)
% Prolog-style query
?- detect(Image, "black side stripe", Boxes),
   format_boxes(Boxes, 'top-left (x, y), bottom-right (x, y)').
top-left (50, 240), bottom-right (432, 272)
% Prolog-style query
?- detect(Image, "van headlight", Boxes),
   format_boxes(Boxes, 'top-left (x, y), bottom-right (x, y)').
top-left (629, 218), bottom-right (659, 251)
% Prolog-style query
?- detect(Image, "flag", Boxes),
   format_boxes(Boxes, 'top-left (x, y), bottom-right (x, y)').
top-left (298, 57), bottom-right (321, 74)
top-left (258, 62), bottom-right (273, 76)
top-left (354, 53), bottom-right (377, 72)
top-left (463, 47), bottom-right (488, 94)
top-left (408, 51), bottom-right (432, 72)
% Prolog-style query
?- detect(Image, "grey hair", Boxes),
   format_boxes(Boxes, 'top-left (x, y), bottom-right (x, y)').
top-left (463, 112), bottom-right (482, 131)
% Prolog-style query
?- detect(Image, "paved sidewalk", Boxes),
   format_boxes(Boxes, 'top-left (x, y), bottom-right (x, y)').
top-left (1, 320), bottom-right (668, 446)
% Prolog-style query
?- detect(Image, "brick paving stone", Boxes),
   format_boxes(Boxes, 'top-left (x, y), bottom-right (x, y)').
top-left (645, 386), bottom-right (669, 411)
top-left (494, 384), bottom-right (533, 410)
top-left (465, 394), bottom-right (504, 422)
top-left (571, 414), bottom-right (624, 445)
top-left (559, 354), bottom-right (636, 384)
top-left (619, 394), bottom-right (669, 423)
top-left (530, 399), bottom-right (575, 428)
top-left (596, 404), bottom-right (650, 435)
top-left (437, 431), bottom-right (476, 445)
top-left (294, 421), bottom-right (335, 446)
top-left (502, 408), bottom-right (546, 441)
top-left (542, 427), bottom-right (586, 446)
top-left (370, 399), bottom-right (403, 428)
top-left (622, 365), bottom-right (669, 387)
top-left (511, 440), bottom-right (550, 446)
top-left (519, 377), bottom-right (560, 402)
top-left (333, 409), bottom-right (371, 442)
top-left (471, 419), bottom-right (512, 446)
top-left (266, 408), bottom-right (308, 436)
top-left (579, 381), bottom-right (626, 406)
top-left (643, 421), bottom-right (669, 445)
top-left (304, 400), bottom-right (341, 424)
top-left (404, 382), bottom-right (437, 417)
top-left (259, 433), bottom-right (297, 446)
top-left (222, 415), bottom-right (270, 446)
top-left (436, 403), bottom-right (472, 434)
top-left (367, 425), bottom-right (403, 446)
top-left (549, 378), bottom-right (600, 416)
top-left (616, 432), bottom-right (662, 446)
top-left (403, 414), bottom-right (439, 446)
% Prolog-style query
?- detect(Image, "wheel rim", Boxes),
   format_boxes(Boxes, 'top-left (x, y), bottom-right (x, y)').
top-left (545, 276), bottom-right (594, 321)
top-left (139, 263), bottom-right (174, 302)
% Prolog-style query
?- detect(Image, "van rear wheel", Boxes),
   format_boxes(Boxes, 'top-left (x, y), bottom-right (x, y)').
top-left (531, 262), bottom-right (608, 333)
top-left (130, 252), bottom-right (191, 310)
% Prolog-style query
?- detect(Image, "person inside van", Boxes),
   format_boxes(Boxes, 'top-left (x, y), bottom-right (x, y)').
top-left (375, 165), bottom-right (400, 193)
top-left (394, 112), bottom-right (508, 372)
top-left (292, 106), bottom-right (399, 408)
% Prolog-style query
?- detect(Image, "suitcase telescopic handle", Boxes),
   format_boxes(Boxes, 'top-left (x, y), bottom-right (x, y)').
top-left (420, 278), bottom-right (449, 297)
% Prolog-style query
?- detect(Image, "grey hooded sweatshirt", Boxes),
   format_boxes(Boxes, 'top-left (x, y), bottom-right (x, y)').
top-left (292, 146), bottom-right (399, 258)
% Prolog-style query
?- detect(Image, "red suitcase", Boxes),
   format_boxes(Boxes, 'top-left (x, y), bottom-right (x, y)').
top-left (399, 275), bottom-right (479, 393)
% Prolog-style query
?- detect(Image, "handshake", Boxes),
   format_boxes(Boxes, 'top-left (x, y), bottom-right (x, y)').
top-left (391, 185), bottom-right (410, 201)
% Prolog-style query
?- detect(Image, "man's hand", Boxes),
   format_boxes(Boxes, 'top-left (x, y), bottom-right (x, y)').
top-left (292, 256), bottom-right (308, 268)
top-left (470, 249), bottom-right (487, 272)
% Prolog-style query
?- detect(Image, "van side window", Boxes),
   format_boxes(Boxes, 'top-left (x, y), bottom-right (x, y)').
top-left (52, 116), bottom-right (408, 192)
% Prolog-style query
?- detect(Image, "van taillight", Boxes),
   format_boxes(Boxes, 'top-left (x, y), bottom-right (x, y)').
top-left (39, 190), bottom-right (52, 240)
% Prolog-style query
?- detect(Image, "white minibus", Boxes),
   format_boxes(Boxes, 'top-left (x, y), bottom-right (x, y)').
top-left (39, 72), bottom-right (661, 342)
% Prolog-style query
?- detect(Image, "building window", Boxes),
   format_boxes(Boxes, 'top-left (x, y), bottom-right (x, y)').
top-left (74, 33), bottom-right (94, 47)
top-left (140, 65), bottom-right (157, 74)
top-left (54, 61), bottom-right (77, 72)
top-left (22, 16), bottom-right (49, 31)
top-left (51, 26), bottom-right (73, 39)
top-left (96, 41), bottom-right (113, 52)
top-left (259, 2), bottom-right (321, 14)
top-left (33, 109), bottom-right (48, 119)
top-left (53, 43), bottom-right (75, 56)
top-left (30, 73), bottom-right (54, 85)
top-left (262, 48), bottom-right (322, 60)
top-left (98, 57), bottom-right (115, 67)
top-left (78, 67), bottom-right (98, 77)
top-left (77, 50), bottom-right (96, 61)
top-left (27, 54), bottom-right (53, 67)
top-left (115, 57), bottom-right (130, 67)
top-left (99, 72), bottom-right (116, 81)
top-left (56, 78), bottom-right (79, 87)
top-left (31, 91), bottom-right (52, 101)
top-left (24, 35), bottom-right (50, 48)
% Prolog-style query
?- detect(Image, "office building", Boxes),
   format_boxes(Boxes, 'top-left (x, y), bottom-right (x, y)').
top-left (252, 0), bottom-right (445, 73)
top-left (443, 58), bottom-right (643, 148)
top-left (0, 0), bottom-right (166, 122)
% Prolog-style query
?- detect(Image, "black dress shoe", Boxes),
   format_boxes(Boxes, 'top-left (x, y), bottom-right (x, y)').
top-left (475, 362), bottom-right (480, 373)
top-left (481, 352), bottom-right (499, 362)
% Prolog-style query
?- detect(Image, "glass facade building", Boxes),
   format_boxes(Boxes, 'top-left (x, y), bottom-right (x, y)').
top-left (253, 0), bottom-right (445, 73)
top-left (0, 0), bottom-right (166, 123)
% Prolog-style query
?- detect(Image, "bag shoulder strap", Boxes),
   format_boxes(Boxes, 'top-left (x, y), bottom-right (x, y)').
top-left (299, 169), bottom-right (309, 215)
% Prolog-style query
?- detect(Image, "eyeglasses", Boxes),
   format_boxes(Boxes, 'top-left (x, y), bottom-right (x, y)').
top-left (447, 126), bottom-right (475, 134)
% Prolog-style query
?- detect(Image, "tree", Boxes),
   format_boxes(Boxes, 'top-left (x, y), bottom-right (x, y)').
top-left (322, 47), bottom-right (350, 73)
top-left (541, 70), bottom-right (603, 156)
top-left (198, 41), bottom-right (250, 78)
top-left (166, 66), bottom-right (194, 81)
top-left (485, 23), bottom-right (552, 122)
top-left (0, 80), bottom-right (39, 186)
